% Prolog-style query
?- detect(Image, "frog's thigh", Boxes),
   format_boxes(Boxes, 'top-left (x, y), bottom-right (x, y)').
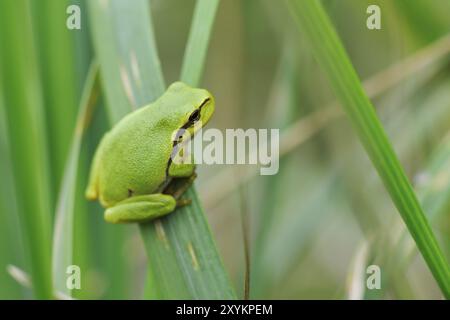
top-left (168, 162), bottom-right (195, 178)
top-left (104, 194), bottom-right (176, 223)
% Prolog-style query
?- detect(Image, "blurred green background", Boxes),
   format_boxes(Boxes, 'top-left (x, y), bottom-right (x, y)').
top-left (0, 0), bottom-right (449, 299)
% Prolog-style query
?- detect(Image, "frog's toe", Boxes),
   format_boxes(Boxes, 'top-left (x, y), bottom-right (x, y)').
top-left (176, 198), bottom-right (192, 207)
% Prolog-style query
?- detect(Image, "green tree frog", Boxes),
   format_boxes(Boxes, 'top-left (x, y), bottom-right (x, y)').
top-left (85, 82), bottom-right (214, 223)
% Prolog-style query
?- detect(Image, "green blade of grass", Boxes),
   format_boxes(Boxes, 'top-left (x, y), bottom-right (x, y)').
top-left (416, 133), bottom-right (450, 229)
top-left (31, 0), bottom-right (79, 192)
top-left (180, 0), bottom-right (220, 85)
top-left (0, 78), bottom-right (25, 299)
top-left (52, 62), bottom-right (99, 297)
top-left (0, 0), bottom-right (53, 299)
top-left (286, 0), bottom-right (450, 298)
top-left (88, 0), bottom-right (165, 118)
top-left (387, 131), bottom-right (450, 296)
top-left (88, 0), bottom-right (235, 299)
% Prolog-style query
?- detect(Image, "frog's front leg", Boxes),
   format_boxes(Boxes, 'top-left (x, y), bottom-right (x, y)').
top-left (104, 194), bottom-right (176, 223)
top-left (168, 161), bottom-right (195, 178)
top-left (168, 142), bottom-right (196, 178)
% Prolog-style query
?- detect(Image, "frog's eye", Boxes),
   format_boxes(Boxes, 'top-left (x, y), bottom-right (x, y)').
top-left (189, 109), bottom-right (201, 123)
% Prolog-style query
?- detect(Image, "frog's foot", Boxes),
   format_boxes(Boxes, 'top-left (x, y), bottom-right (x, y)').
top-left (176, 199), bottom-right (192, 208)
top-left (104, 194), bottom-right (176, 224)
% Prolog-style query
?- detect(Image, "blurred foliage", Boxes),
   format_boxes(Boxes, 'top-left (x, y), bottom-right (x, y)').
top-left (0, 0), bottom-right (449, 299)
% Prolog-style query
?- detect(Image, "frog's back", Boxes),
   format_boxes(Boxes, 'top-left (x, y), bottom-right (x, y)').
top-left (98, 105), bottom-right (175, 207)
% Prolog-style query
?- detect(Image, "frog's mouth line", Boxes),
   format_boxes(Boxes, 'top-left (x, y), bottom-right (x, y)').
top-left (164, 98), bottom-right (211, 179)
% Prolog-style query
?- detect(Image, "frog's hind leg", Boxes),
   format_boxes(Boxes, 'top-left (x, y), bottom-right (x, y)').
top-left (104, 194), bottom-right (176, 224)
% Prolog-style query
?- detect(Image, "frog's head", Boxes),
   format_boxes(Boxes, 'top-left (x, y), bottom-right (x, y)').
top-left (166, 81), bottom-right (215, 140)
